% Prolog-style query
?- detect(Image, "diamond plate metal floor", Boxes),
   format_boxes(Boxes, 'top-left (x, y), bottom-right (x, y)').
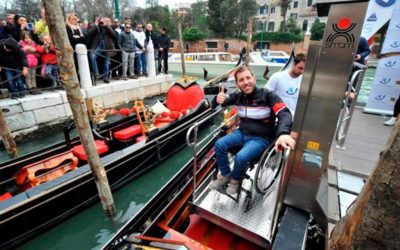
top-left (192, 170), bottom-right (279, 248)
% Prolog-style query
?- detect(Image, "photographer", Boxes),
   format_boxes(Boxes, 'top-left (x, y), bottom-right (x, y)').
top-left (87, 17), bottom-right (116, 83)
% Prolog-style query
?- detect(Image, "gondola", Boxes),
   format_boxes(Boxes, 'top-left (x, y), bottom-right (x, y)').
top-left (0, 79), bottom-right (214, 249)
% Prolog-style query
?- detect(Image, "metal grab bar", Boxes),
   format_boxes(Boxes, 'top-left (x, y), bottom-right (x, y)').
top-left (185, 107), bottom-right (239, 202)
top-left (336, 67), bottom-right (366, 149)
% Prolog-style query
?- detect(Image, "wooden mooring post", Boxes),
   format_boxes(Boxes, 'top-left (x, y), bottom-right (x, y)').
top-left (0, 108), bottom-right (18, 158)
top-left (43, 0), bottom-right (116, 217)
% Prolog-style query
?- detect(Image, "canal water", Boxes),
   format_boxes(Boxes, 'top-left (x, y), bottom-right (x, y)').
top-left (0, 68), bottom-right (375, 249)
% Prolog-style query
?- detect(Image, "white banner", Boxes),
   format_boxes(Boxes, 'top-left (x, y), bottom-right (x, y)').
top-left (361, 0), bottom-right (396, 41)
top-left (364, 56), bottom-right (400, 115)
top-left (382, 7), bottom-right (400, 54)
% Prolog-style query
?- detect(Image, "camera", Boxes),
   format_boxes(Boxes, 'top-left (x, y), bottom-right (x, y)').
top-left (27, 23), bottom-right (33, 30)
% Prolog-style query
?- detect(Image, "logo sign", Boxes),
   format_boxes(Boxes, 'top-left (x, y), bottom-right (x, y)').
top-left (384, 61), bottom-right (396, 67)
top-left (379, 78), bottom-right (391, 84)
top-left (286, 87), bottom-right (298, 95)
top-left (374, 94), bottom-right (386, 101)
top-left (367, 13), bottom-right (377, 22)
top-left (307, 141), bottom-right (320, 151)
top-left (375, 0), bottom-right (396, 8)
top-left (390, 41), bottom-right (400, 48)
top-left (325, 17), bottom-right (356, 49)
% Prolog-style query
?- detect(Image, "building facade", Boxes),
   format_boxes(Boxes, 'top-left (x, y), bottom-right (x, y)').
top-left (255, 0), bottom-right (327, 32)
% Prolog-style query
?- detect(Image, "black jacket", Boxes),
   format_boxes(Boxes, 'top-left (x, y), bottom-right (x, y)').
top-left (158, 34), bottom-right (170, 51)
top-left (144, 30), bottom-right (159, 50)
top-left (218, 87), bottom-right (292, 141)
top-left (0, 39), bottom-right (28, 69)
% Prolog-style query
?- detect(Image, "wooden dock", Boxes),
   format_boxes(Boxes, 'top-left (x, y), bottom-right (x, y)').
top-left (327, 106), bottom-right (393, 230)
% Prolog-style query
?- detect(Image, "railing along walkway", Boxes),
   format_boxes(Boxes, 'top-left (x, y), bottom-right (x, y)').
top-left (331, 107), bottom-right (392, 177)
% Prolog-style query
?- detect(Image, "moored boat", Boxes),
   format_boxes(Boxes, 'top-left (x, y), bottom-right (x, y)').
top-left (0, 80), bottom-right (214, 249)
top-left (168, 52), bottom-right (285, 80)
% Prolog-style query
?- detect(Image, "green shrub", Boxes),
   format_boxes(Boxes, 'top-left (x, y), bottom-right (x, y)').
top-left (253, 32), bottom-right (303, 43)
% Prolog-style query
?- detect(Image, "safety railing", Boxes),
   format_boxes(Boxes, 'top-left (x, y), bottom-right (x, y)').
top-left (185, 107), bottom-right (235, 202)
top-left (335, 61), bottom-right (367, 149)
top-left (0, 44), bottom-right (168, 99)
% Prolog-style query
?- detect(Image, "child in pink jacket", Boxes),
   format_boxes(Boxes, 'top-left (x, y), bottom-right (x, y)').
top-left (19, 31), bottom-right (41, 94)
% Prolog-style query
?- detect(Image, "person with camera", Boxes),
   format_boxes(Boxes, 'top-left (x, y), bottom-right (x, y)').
top-left (87, 17), bottom-right (117, 83)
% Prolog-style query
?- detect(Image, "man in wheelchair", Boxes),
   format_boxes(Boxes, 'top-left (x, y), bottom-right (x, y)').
top-left (209, 66), bottom-right (295, 195)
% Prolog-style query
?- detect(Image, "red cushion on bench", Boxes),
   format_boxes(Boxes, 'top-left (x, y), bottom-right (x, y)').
top-left (113, 125), bottom-right (142, 140)
top-left (72, 140), bottom-right (109, 161)
top-left (0, 192), bottom-right (12, 202)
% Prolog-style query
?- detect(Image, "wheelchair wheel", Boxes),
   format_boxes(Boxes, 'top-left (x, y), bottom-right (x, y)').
top-left (254, 145), bottom-right (284, 195)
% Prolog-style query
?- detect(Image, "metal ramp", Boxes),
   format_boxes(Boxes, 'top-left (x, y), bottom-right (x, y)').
top-left (192, 169), bottom-right (280, 248)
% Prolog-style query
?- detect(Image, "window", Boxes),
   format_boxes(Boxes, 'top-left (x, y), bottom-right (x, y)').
top-left (198, 54), bottom-right (216, 61)
top-left (290, 13), bottom-right (298, 19)
top-left (307, 0), bottom-right (313, 6)
top-left (205, 41), bottom-right (218, 48)
top-left (302, 19), bottom-right (308, 31)
top-left (270, 7), bottom-right (275, 14)
top-left (170, 41), bottom-right (174, 48)
top-left (265, 5), bottom-right (268, 14)
top-left (293, 1), bottom-right (298, 8)
top-left (268, 22), bottom-right (275, 31)
top-left (258, 21), bottom-right (265, 31)
top-left (259, 6), bottom-right (264, 14)
top-left (218, 54), bottom-right (232, 61)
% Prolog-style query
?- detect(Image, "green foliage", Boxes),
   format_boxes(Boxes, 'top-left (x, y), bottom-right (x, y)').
top-left (278, 0), bottom-right (292, 32)
top-left (183, 28), bottom-right (205, 42)
top-left (286, 18), bottom-right (301, 35)
top-left (253, 32), bottom-right (303, 43)
top-left (310, 20), bottom-right (326, 41)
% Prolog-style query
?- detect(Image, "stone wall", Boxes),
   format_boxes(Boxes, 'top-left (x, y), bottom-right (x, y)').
top-left (0, 75), bottom-right (173, 141)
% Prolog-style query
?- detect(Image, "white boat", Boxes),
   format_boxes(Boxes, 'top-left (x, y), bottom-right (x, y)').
top-left (262, 50), bottom-right (290, 64)
top-left (168, 52), bottom-right (286, 80)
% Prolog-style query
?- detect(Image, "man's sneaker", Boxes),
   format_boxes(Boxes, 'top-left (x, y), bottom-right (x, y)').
top-left (384, 117), bottom-right (397, 126)
top-left (129, 75), bottom-right (138, 79)
top-left (226, 182), bottom-right (239, 196)
top-left (122, 75), bottom-right (128, 80)
top-left (209, 175), bottom-right (229, 190)
top-left (103, 79), bottom-right (110, 84)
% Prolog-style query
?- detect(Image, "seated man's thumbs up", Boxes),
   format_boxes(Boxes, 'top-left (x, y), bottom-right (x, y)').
top-left (216, 85), bottom-right (227, 104)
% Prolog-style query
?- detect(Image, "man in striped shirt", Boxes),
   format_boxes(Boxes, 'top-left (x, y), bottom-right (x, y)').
top-left (210, 66), bottom-right (295, 195)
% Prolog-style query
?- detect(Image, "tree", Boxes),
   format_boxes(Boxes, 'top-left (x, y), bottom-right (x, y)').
top-left (146, 0), bottom-right (158, 8)
top-left (233, 0), bottom-right (257, 38)
top-left (286, 17), bottom-right (301, 35)
top-left (10, 0), bottom-right (41, 21)
top-left (310, 20), bottom-right (325, 40)
top-left (187, 1), bottom-right (209, 36)
top-left (278, 0), bottom-right (292, 32)
top-left (330, 123), bottom-right (400, 249)
top-left (183, 27), bottom-right (205, 53)
top-left (43, 0), bottom-right (115, 217)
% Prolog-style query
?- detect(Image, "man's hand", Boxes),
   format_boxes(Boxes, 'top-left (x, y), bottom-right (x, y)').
top-left (159, 48), bottom-right (163, 52)
top-left (22, 67), bottom-right (28, 77)
top-left (216, 85), bottom-right (227, 104)
top-left (275, 134), bottom-right (295, 152)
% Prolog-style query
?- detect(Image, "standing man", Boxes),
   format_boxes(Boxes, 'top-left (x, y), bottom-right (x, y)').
top-left (111, 18), bottom-right (123, 79)
top-left (119, 23), bottom-right (143, 80)
top-left (87, 17), bottom-right (116, 83)
top-left (158, 27), bottom-right (170, 74)
top-left (265, 54), bottom-right (306, 115)
top-left (224, 41), bottom-right (229, 52)
top-left (132, 23), bottom-right (146, 76)
top-left (209, 66), bottom-right (294, 195)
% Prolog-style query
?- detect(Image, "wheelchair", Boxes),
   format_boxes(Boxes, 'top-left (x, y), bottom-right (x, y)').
top-left (213, 140), bottom-right (288, 212)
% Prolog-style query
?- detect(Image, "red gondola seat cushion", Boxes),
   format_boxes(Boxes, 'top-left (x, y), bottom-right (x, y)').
top-left (0, 192), bottom-right (12, 202)
top-left (113, 125), bottom-right (142, 141)
top-left (166, 84), bottom-right (204, 112)
top-left (72, 140), bottom-right (109, 161)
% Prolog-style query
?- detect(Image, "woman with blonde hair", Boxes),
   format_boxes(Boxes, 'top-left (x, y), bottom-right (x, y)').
top-left (66, 13), bottom-right (86, 49)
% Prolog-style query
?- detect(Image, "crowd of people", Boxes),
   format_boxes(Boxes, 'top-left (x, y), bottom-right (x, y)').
top-left (0, 8), bottom-right (171, 99)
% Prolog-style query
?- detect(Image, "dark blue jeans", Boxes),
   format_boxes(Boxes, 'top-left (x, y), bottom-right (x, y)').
top-left (215, 129), bottom-right (269, 180)
top-left (5, 68), bottom-right (25, 97)
top-left (90, 49), bottom-right (110, 80)
top-left (140, 53), bottom-right (147, 74)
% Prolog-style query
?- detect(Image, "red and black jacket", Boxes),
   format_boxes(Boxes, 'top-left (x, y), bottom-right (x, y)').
top-left (221, 87), bottom-right (292, 141)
